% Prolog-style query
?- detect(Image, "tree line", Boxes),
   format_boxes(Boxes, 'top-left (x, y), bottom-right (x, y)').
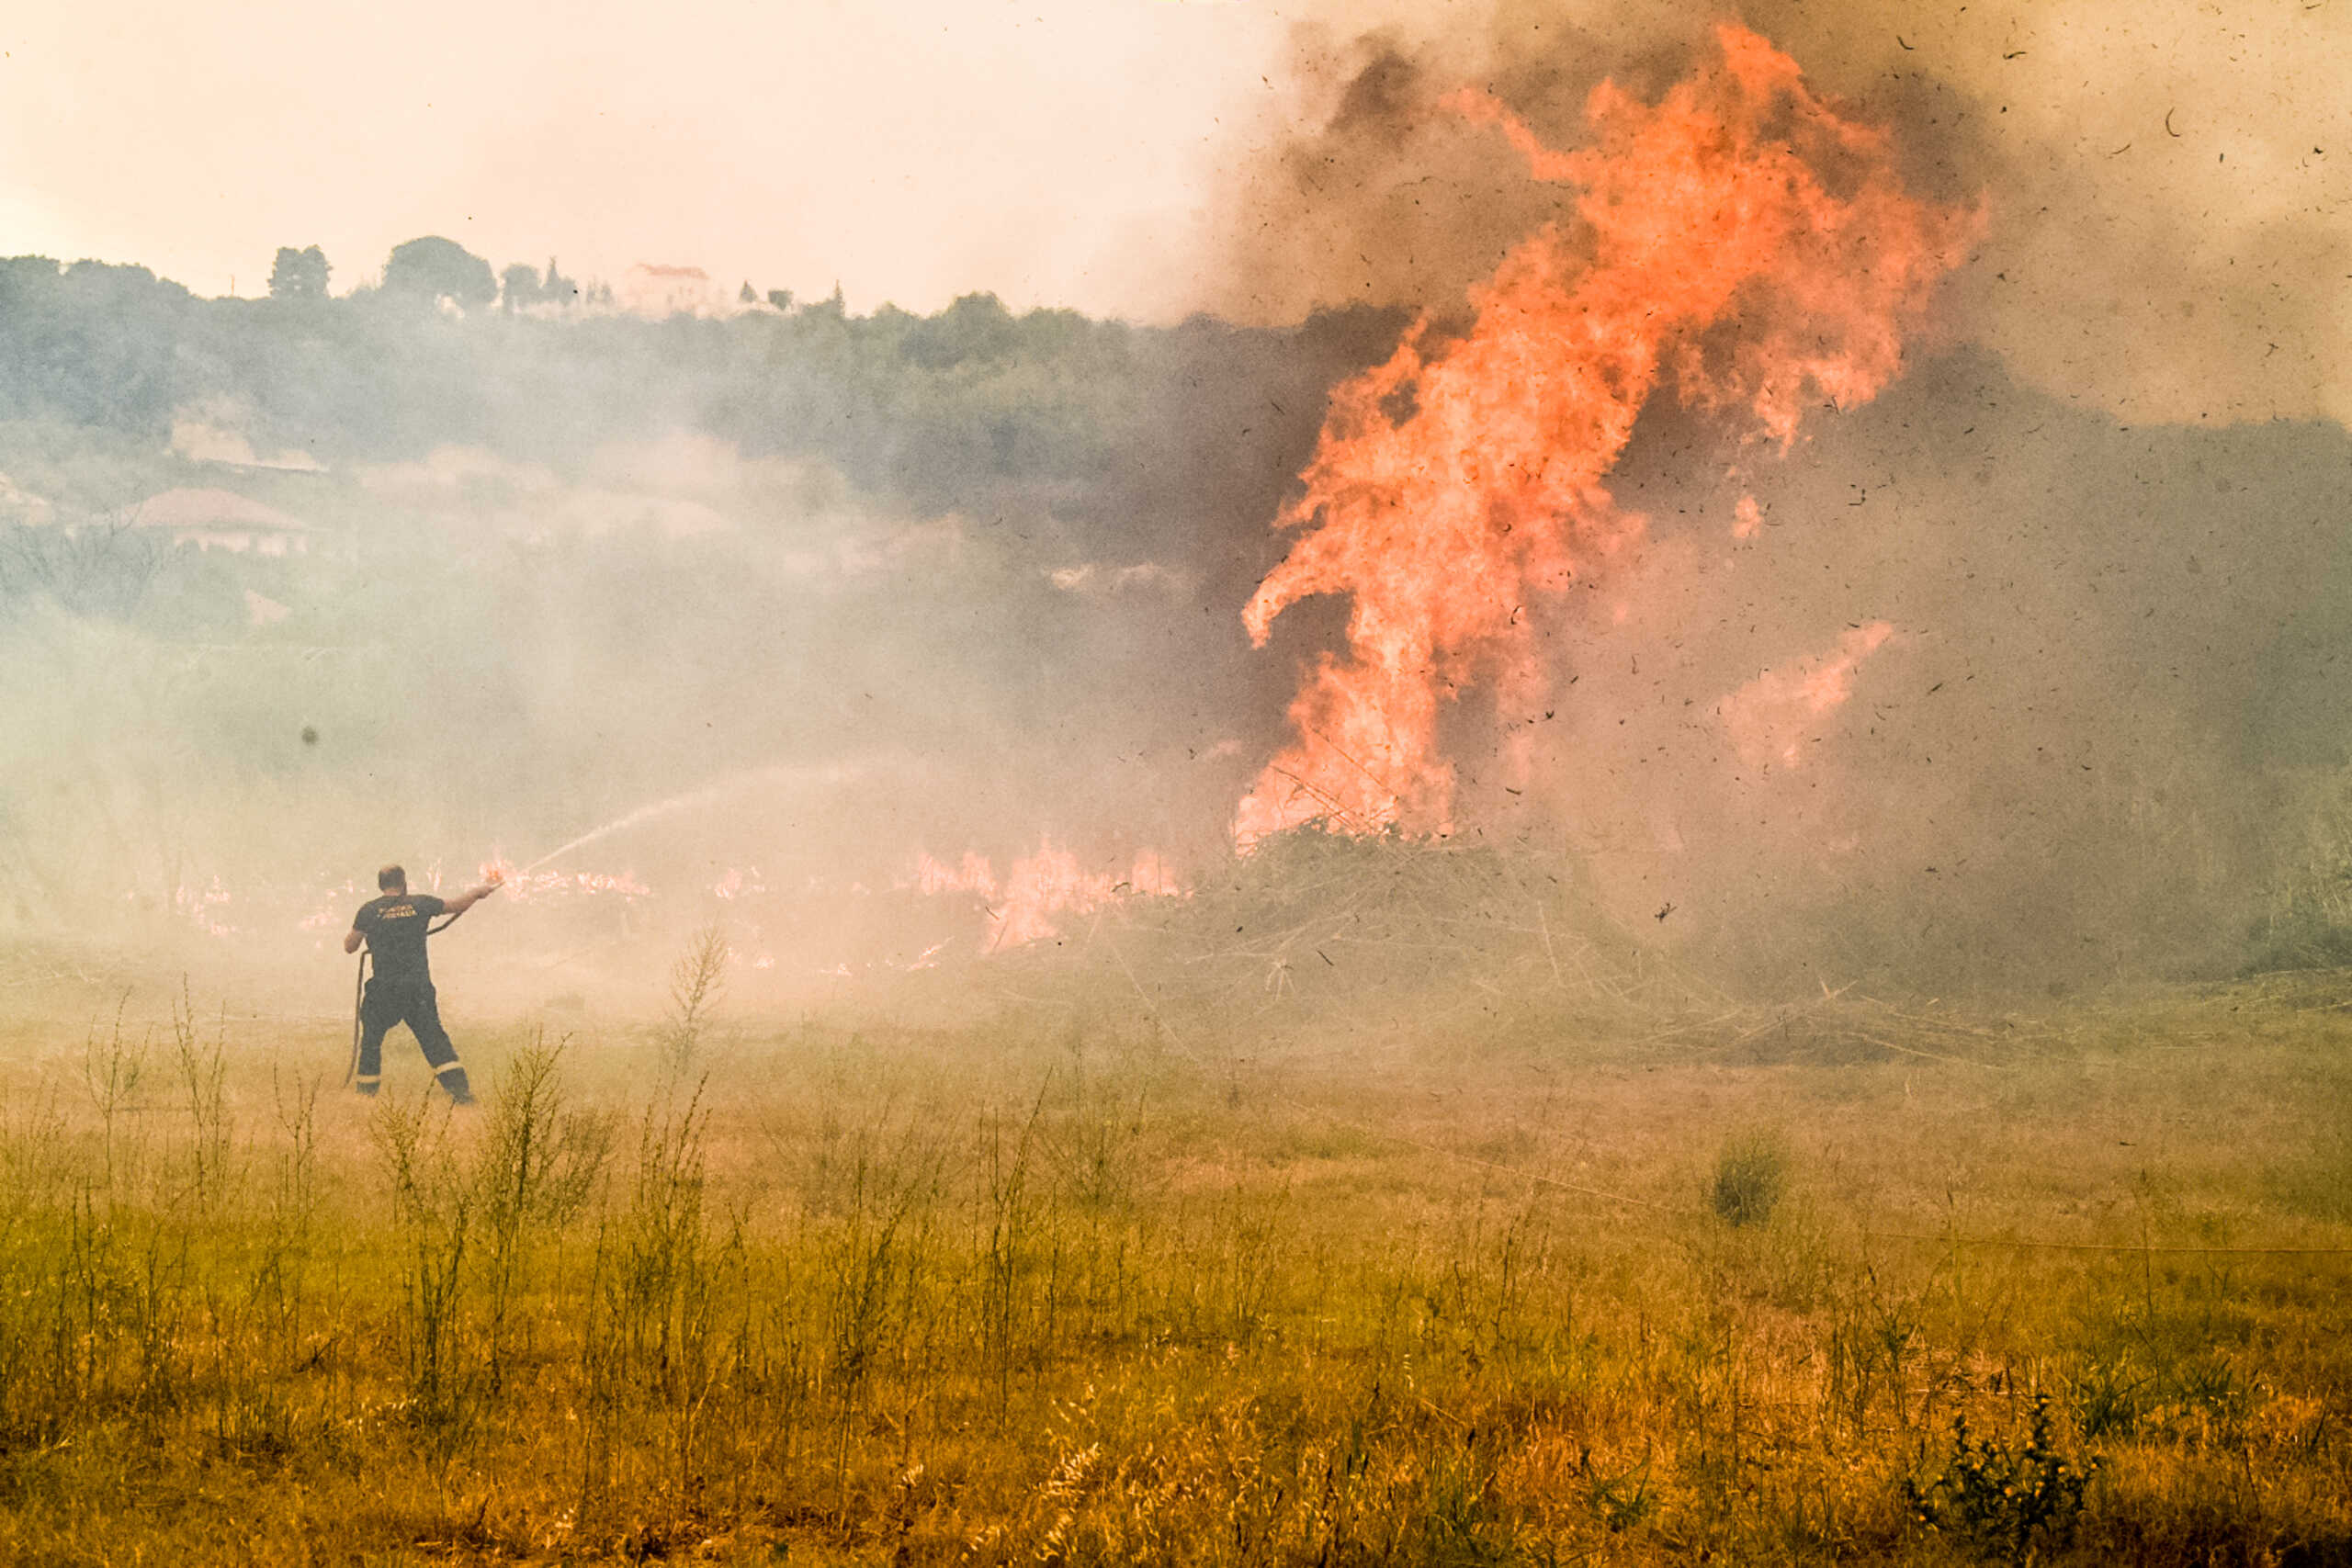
top-left (0, 239), bottom-right (1404, 527)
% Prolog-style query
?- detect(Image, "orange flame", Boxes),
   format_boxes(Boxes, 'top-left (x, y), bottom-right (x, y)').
top-left (913, 839), bottom-right (1183, 950)
top-left (1236, 24), bottom-right (1976, 845)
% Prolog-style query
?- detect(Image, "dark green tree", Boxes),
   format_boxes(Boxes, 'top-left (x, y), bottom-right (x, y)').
top-left (500, 262), bottom-right (541, 311)
top-left (542, 257), bottom-right (578, 306)
top-left (381, 236), bottom-right (496, 309)
top-left (803, 282), bottom-right (846, 321)
top-left (900, 291), bottom-right (1017, 368)
top-left (739, 280), bottom-right (758, 305)
top-left (765, 288), bottom-right (794, 311)
top-left (267, 245), bottom-right (330, 300)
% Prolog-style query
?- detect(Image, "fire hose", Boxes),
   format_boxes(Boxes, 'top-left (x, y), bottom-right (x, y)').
top-left (343, 904), bottom-right (475, 1089)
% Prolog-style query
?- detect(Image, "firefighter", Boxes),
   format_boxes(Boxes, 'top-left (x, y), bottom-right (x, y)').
top-left (344, 863), bottom-right (501, 1102)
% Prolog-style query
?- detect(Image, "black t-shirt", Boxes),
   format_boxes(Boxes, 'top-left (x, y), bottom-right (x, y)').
top-left (353, 893), bottom-right (447, 985)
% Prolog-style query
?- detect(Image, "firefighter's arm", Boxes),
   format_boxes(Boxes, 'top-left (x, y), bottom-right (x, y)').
top-left (443, 878), bottom-right (503, 917)
top-left (344, 926), bottom-right (366, 954)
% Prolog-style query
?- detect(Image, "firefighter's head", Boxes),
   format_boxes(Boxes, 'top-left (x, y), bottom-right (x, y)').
top-left (378, 864), bottom-right (407, 894)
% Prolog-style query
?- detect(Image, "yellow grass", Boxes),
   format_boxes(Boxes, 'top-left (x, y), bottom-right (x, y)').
top-left (0, 972), bottom-right (2342, 1564)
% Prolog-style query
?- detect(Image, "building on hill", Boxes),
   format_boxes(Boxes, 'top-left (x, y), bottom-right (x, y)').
top-left (130, 488), bottom-right (314, 556)
top-left (618, 264), bottom-right (729, 319)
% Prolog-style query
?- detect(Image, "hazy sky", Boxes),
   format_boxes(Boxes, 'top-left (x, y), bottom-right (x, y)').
top-left (0, 0), bottom-right (1287, 315)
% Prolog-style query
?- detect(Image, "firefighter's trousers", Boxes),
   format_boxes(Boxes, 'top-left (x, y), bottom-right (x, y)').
top-left (356, 977), bottom-right (475, 1104)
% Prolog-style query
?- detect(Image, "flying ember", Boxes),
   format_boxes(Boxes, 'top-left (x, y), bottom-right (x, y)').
top-left (1235, 24), bottom-right (1978, 847)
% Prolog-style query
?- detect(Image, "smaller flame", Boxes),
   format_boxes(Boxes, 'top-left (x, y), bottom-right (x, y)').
top-left (1720, 621), bottom-right (1894, 769)
top-left (170, 876), bottom-right (238, 938)
top-left (912, 838), bottom-right (1184, 950)
top-left (712, 866), bottom-right (768, 900)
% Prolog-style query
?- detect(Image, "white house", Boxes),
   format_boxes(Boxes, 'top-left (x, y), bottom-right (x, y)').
top-left (616, 264), bottom-right (731, 319)
top-left (131, 488), bottom-right (314, 556)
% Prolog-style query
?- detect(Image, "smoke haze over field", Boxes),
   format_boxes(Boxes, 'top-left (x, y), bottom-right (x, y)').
top-left (0, 290), bottom-right (1408, 990)
top-left (3, 2), bottom-right (2351, 1001)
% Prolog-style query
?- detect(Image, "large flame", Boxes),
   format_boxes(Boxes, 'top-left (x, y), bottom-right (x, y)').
top-left (1236, 24), bottom-right (1976, 845)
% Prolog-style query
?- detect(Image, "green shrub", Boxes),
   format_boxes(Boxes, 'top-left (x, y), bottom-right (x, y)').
top-left (1710, 1130), bottom-right (1790, 1227)
top-left (1905, 1393), bottom-right (2098, 1561)
top-left (2069, 1355), bottom-right (2148, 1440)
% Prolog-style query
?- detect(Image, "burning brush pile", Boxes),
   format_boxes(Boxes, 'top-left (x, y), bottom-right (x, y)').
top-left (974, 825), bottom-right (1724, 1043)
top-left (966, 828), bottom-right (2068, 1070)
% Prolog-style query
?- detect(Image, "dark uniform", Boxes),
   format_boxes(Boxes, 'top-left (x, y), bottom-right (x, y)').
top-left (352, 892), bottom-right (474, 1103)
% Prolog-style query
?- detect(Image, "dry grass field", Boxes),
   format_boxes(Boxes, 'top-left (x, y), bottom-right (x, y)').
top-left (0, 960), bottom-right (2344, 1567)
